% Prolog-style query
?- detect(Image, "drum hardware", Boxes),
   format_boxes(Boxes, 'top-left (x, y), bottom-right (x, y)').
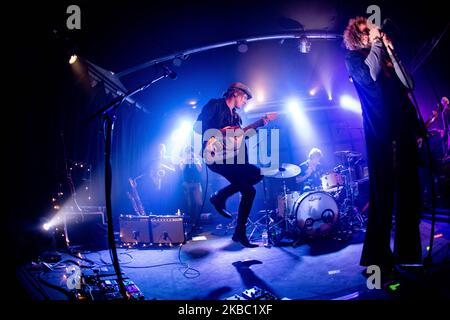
top-left (261, 164), bottom-right (302, 245)
top-left (259, 157), bottom-right (368, 246)
top-left (216, 211), bottom-right (238, 235)
top-left (256, 175), bottom-right (291, 245)
top-left (333, 150), bottom-right (367, 232)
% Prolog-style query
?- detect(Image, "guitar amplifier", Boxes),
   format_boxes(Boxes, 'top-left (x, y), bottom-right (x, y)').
top-left (64, 211), bottom-right (108, 250)
top-left (150, 215), bottom-right (185, 244)
top-left (119, 215), bottom-right (152, 244)
top-left (119, 215), bottom-right (185, 244)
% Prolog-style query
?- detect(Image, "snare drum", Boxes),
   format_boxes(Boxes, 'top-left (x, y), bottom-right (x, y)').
top-left (291, 191), bottom-right (339, 237)
top-left (320, 172), bottom-right (344, 192)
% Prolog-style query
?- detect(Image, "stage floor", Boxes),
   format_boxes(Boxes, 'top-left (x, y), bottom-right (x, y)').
top-left (18, 219), bottom-right (450, 300)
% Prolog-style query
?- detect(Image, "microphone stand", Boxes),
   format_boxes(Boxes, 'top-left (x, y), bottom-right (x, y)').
top-left (380, 36), bottom-right (436, 270)
top-left (85, 71), bottom-right (172, 299)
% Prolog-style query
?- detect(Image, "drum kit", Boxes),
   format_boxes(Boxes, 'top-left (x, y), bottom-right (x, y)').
top-left (253, 150), bottom-right (368, 246)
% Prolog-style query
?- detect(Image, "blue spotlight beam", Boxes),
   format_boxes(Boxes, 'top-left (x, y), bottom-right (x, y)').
top-left (116, 31), bottom-right (342, 78)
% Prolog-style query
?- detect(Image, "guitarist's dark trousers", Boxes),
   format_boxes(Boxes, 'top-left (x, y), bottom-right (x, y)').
top-left (208, 163), bottom-right (262, 237)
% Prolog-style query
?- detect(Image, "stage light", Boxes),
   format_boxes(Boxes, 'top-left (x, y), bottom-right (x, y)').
top-left (188, 100), bottom-right (198, 109)
top-left (287, 98), bottom-right (301, 114)
top-left (309, 89), bottom-right (317, 96)
top-left (69, 55), bottom-right (78, 64)
top-left (43, 223), bottom-right (50, 231)
top-left (244, 101), bottom-right (255, 113)
top-left (171, 120), bottom-right (192, 142)
top-left (237, 41), bottom-right (248, 53)
top-left (173, 55), bottom-right (189, 67)
top-left (286, 97), bottom-right (315, 141)
top-left (256, 91), bottom-right (265, 103)
top-left (173, 58), bottom-right (182, 67)
top-left (340, 95), bottom-right (361, 113)
top-left (328, 94), bottom-right (333, 101)
top-left (298, 36), bottom-right (311, 54)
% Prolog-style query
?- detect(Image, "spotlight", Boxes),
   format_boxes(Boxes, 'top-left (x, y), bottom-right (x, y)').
top-left (287, 98), bottom-right (302, 114)
top-left (309, 88), bottom-right (317, 96)
top-left (171, 120), bottom-right (192, 142)
top-left (340, 95), bottom-right (361, 113)
top-left (237, 41), bottom-right (248, 53)
top-left (256, 91), bottom-right (265, 103)
top-left (173, 55), bottom-right (189, 67)
top-left (69, 54), bottom-right (78, 64)
top-left (298, 36), bottom-right (311, 54)
top-left (328, 95), bottom-right (333, 101)
top-left (285, 97), bottom-right (315, 141)
top-left (173, 58), bottom-right (182, 67)
top-left (244, 101), bottom-right (255, 113)
top-left (43, 223), bottom-right (50, 231)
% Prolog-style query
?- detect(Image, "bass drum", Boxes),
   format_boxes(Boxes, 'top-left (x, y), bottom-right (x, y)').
top-left (291, 191), bottom-right (339, 237)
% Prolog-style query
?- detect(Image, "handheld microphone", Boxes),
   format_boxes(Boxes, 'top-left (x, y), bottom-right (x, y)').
top-left (378, 18), bottom-right (389, 33)
top-left (162, 65), bottom-right (177, 80)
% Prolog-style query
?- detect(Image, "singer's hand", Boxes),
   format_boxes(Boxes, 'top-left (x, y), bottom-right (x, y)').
top-left (369, 27), bottom-right (382, 43)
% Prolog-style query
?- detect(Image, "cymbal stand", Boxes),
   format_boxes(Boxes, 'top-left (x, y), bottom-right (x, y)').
top-left (247, 177), bottom-right (281, 245)
top-left (339, 157), bottom-right (365, 229)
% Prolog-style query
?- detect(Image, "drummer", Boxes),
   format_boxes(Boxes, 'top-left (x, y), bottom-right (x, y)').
top-left (295, 147), bottom-right (323, 193)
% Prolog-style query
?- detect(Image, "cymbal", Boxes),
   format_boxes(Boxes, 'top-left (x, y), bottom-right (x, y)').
top-left (264, 163), bottom-right (301, 179)
top-left (334, 150), bottom-right (362, 158)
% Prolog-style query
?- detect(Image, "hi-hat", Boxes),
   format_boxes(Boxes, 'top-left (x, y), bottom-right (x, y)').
top-left (264, 163), bottom-right (301, 179)
top-left (334, 150), bottom-right (362, 158)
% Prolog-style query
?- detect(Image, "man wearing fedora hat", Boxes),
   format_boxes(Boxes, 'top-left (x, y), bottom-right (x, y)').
top-left (194, 82), bottom-right (270, 247)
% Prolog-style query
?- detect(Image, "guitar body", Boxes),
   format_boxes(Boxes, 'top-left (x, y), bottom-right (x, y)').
top-left (203, 112), bottom-right (278, 164)
top-left (204, 126), bottom-right (246, 163)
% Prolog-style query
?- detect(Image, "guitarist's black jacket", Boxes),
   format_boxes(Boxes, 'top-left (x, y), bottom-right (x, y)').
top-left (194, 98), bottom-right (242, 136)
top-left (194, 98), bottom-right (247, 164)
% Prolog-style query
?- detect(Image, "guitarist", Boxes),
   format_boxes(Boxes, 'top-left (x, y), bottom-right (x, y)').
top-left (194, 82), bottom-right (273, 247)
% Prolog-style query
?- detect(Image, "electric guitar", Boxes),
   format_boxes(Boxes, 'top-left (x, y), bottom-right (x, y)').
top-left (418, 103), bottom-right (443, 148)
top-left (204, 112), bottom-right (278, 163)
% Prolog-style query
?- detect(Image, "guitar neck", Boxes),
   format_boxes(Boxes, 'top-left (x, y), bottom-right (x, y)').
top-left (242, 118), bottom-right (265, 132)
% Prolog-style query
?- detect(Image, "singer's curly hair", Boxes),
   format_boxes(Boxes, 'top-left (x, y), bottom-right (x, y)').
top-left (343, 16), bottom-right (368, 50)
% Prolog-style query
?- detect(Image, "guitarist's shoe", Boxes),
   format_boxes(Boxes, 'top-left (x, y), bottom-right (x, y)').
top-left (210, 192), bottom-right (232, 219)
top-left (232, 233), bottom-right (259, 248)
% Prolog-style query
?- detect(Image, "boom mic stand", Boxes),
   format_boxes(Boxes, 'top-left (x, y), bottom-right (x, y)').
top-left (85, 69), bottom-right (174, 299)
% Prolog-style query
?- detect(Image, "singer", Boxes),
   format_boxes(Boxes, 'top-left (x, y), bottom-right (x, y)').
top-left (343, 16), bottom-right (424, 276)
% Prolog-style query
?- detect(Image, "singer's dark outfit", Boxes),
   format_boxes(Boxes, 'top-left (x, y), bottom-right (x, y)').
top-left (195, 98), bottom-right (262, 238)
top-left (345, 40), bottom-right (422, 268)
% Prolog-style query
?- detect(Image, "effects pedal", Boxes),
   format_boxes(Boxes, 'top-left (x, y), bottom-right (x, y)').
top-left (78, 266), bottom-right (144, 300)
top-left (241, 286), bottom-right (278, 300)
